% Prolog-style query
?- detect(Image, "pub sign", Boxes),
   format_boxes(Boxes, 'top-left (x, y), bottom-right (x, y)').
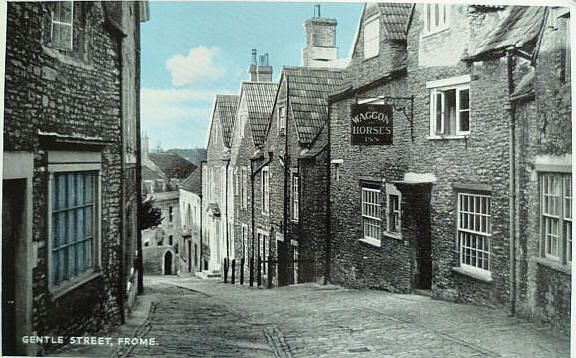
top-left (350, 103), bottom-right (393, 145)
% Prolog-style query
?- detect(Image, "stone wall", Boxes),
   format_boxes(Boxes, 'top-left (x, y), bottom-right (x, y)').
top-left (3, 2), bottom-right (139, 351)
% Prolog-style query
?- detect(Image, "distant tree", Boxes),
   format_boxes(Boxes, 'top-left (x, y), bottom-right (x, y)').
top-left (139, 197), bottom-right (163, 230)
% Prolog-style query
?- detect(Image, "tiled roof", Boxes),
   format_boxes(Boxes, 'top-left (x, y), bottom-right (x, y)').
top-left (142, 166), bottom-right (164, 181)
top-left (148, 153), bottom-right (197, 179)
top-left (471, 6), bottom-right (546, 58)
top-left (180, 169), bottom-right (202, 195)
top-left (377, 3), bottom-right (412, 41)
top-left (242, 82), bottom-right (278, 147)
top-left (285, 67), bottom-right (344, 145)
top-left (215, 95), bottom-right (240, 147)
top-left (149, 190), bottom-right (179, 202)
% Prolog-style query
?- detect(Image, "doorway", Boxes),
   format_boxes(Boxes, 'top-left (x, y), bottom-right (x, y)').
top-left (164, 251), bottom-right (173, 275)
top-left (2, 179), bottom-right (26, 355)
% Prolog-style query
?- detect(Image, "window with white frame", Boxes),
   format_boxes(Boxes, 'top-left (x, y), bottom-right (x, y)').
top-left (291, 172), bottom-right (299, 222)
top-left (363, 17), bottom-right (379, 59)
top-left (262, 167), bottom-right (270, 215)
top-left (428, 76), bottom-right (470, 137)
top-left (361, 185), bottom-right (381, 242)
top-left (278, 106), bottom-right (286, 135)
top-left (457, 192), bottom-right (491, 276)
top-left (541, 173), bottom-right (572, 264)
top-left (241, 166), bottom-right (248, 209)
top-left (257, 231), bottom-right (269, 274)
top-left (423, 3), bottom-right (449, 35)
top-left (51, 1), bottom-right (74, 50)
top-left (50, 171), bottom-right (99, 286)
top-left (385, 183), bottom-right (401, 237)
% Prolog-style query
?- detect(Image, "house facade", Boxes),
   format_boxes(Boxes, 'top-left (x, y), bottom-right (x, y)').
top-left (256, 66), bottom-right (343, 286)
top-left (228, 78), bottom-right (277, 283)
top-left (3, 1), bottom-right (147, 355)
top-left (179, 170), bottom-right (205, 274)
top-left (328, 3), bottom-right (571, 334)
top-left (203, 94), bottom-right (240, 275)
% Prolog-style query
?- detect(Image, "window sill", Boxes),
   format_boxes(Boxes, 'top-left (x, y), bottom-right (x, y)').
top-left (421, 26), bottom-right (451, 38)
top-left (50, 269), bottom-right (104, 300)
top-left (359, 237), bottom-right (381, 247)
top-left (427, 134), bottom-right (470, 140)
top-left (362, 53), bottom-right (379, 62)
top-left (452, 267), bottom-right (492, 282)
top-left (383, 232), bottom-right (402, 241)
top-left (534, 257), bottom-right (571, 275)
top-left (42, 45), bottom-right (94, 71)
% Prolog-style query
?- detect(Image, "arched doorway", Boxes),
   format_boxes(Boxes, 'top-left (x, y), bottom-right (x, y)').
top-left (164, 251), bottom-right (173, 275)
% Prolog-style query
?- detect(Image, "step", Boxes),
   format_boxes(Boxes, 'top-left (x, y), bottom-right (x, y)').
top-left (195, 270), bottom-right (221, 279)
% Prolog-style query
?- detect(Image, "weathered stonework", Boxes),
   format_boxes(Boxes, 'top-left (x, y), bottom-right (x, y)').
top-left (3, 2), bottom-right (145, 354)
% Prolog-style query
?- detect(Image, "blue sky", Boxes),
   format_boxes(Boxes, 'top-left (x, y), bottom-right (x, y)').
top-left (140, 1), bottom-right (364, 150)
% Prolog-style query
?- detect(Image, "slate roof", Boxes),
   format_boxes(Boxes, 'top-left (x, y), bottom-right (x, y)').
top-left (284, 67), bottom-right (345, 145)
top-left (180, 169), bottom-right (202, 195)
top-left (142, 166), bottom-right (164, 181)
top-left (243, 82), bottom-right (278, 146)
top-left (470, 6), bottom-right (546, 58)
top-left (148, 153), bottom-right (197, 180)
top-left (377, 3), bottom-right (413, 41)
top-left (215, 95), bottom-right (240, 147)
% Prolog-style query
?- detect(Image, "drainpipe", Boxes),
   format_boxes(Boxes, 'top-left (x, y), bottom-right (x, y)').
top-left (506, 48), bottom-right (516, 316)
top-left (325, 101), bottom-right (333, 284)
top-left (199, 161), bottom-right (206, 272)
top-left (117, 20), bottom-right (127, 325)
top-left (224, 158), bottom-right (230, 259)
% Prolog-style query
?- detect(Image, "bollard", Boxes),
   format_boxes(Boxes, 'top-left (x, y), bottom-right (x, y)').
top-left (240, 258), bottom-right (244, 285)
top-left (231, 259), bottom-right (236, 284)
top-left (257, 256), bottom-right (262, 287)
top-left (223, 258), bottom-right (228, 283)
top-left (249, 257), bottom-right (254, 287)
top-left (267, 256), bottom-right (273, 289)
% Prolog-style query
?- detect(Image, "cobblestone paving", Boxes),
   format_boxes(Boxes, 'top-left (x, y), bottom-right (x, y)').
top-left (152, 276), bottom-right (570, 358)
top-left (125, 282), bottom-right (275, 358)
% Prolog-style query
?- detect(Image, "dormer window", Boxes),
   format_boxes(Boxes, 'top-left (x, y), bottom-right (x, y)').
top-left (424, 3), bottom-right (449, 36)
top-left (51, 1), bottom-right (74, 50)
top-left (363, 17), bottom-right (379, 59)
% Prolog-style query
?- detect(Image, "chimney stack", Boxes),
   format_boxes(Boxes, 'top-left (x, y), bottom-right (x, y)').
top-left (301, 6), bottom-right (338, 67)
top-left (248, 49), bottom-right (273, 82)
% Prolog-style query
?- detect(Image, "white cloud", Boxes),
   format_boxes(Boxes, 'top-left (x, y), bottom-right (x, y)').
top-left (165, 46), bottom-right (226, 86)
top-left (141, 87), bottom-right (214, 124)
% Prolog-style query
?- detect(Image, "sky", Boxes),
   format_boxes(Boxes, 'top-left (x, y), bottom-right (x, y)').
top-left (140, 1), bottom-right (364, 150)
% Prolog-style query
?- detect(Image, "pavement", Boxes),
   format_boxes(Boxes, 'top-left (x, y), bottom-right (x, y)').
top-left (49, 275), bottom-right (570, 358)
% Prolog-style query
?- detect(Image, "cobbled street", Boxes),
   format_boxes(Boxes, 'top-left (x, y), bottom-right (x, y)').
top-left (108, 276), bottom-right (571, 358)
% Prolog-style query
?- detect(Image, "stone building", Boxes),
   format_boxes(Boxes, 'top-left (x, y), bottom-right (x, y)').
top-left (228, 79), bottom-right (277, 283)
top-left (327, 3), bottom-right (571, 334)
top-left (253, 66), bottom-right (344, 286)
top-left (2, 1), bottom-right (148, 355)
top-left (179, 169), bottom-right (205, 275)
top-left (203, 94), bottom-right (240, 276)
top-left (140, 137), bottom-right (196, 277)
